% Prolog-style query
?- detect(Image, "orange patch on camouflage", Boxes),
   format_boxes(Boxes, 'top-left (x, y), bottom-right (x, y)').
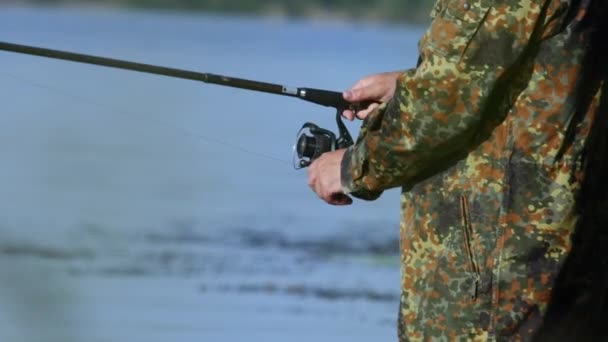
top-left (439, 271), bottom-right (450, 284)
top-left (401, 271), bottom-right (412, 289)
top-left (514, 130), bottom-right (533, 152)
top-left (505, 213), bottom-right (522, 224)
top-left (432, 112), bottom-right (450, 124)
top-left (555, 67), bottom-right (577, 92)
top-left (527, 279), bottom-right (535, 294)
top-left (524, 224), bottom-right (536, 235)
top-left (454, 99), bottom-right (467, 114)
top-left (474, 163), bottom-right (502, 179)
top-left (502, 225), bottom-right (515, 241)
top-left (575, 7), bottom-right (587, 21)
top-left (510, 279), bottom-right (522, 293)
top-left (526, 212), bottom-right (543, 223)
top-left (541, 273), bottom-right (550, 285)
top-left (536, 289), bottom-right (551, 302)
top-left (537, 79), bottom-right (554, 100)
top-left (513, 103), bottom-right (534, 122)
top-left (484, 256), bottom-right (494, 269)
top-left (404, 312), bottom-right (416, 325)
top-left (430, 290), bottom-right (441, 300)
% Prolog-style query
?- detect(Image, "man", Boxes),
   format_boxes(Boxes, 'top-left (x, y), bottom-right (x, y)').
top-left (307, 0), bottom-right (603, 339)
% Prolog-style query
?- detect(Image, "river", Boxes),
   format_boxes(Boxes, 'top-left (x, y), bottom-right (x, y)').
top-left (0, 6), bottom-right (424, 342)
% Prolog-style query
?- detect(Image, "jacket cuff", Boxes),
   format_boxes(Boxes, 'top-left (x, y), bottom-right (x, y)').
top-left (341, 146), bottom-right (383, 201)
top-left (340, 146), bottom-right (357, 194)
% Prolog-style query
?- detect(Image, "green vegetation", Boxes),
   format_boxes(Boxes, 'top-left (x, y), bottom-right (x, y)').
top-left (19, 0), bottom-right (434, 23)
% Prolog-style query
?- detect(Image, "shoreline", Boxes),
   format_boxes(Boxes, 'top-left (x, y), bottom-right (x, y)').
top-left (5, 1), bottom-right (432, 25)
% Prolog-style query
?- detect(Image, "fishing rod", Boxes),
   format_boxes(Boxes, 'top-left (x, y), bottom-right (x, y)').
top-left (0, 41), bottom-right (370, 168)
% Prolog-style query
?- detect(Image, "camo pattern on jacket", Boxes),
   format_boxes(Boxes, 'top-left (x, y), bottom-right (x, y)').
top-left (341, 0), bottom-right (600, 340)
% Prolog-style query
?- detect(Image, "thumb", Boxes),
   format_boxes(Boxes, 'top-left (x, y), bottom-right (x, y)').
top-left (343, 82), bottom-right (385, 102)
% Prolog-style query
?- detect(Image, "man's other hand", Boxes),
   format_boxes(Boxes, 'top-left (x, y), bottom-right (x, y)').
top-left (307, 149), bottom-right (352, 206)
top-left (342, 71), bottom-right (402, 121)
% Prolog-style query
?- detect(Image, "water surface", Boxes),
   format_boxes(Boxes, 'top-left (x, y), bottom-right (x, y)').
top-left (0, 7), bottom-right (423, 341)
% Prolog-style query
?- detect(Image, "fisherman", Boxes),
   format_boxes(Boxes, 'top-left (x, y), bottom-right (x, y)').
top-left (307, 0), bottom-right (607, 340)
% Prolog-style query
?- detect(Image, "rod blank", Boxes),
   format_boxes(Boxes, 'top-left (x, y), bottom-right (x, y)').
top-left (0, 41), bottom-right (291, 97)
top-left (0, 40), bottom-right (359, 110)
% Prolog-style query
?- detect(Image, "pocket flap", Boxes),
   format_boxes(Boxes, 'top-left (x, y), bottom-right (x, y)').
top-left (445, 0), bottom-right (490, 23)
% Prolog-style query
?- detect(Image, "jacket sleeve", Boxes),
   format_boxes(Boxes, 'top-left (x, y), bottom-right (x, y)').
top-left (341, 0), bottom-right (563, 196)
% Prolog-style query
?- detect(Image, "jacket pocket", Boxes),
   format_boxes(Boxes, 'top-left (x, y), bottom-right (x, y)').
top-left (420, 0), bottom-right (490, 62)
top-left (460, 194), bottom-right (482, 300)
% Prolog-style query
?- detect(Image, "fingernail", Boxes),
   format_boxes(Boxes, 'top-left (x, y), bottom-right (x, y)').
top-left (343, 90), bottom-right (353, 100)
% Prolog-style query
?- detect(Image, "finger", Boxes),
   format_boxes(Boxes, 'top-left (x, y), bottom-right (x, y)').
top-left (343, 88), bottom-right (366, 102)
top-left (308, 163), bottom-right (326, 197)
top-left (341, 109), bottom-right (355, 121)
top-left (361, 81), bottom-right (389, 100)
top-left (327, 193), bottom-right (353, 206)
top-left (355, 103), bottom-right (380, 120)
top-left (344, 81), bottom-right (386, 103)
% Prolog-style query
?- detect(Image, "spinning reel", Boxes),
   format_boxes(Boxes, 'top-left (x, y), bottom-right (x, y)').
top-left (293, 111), bottom-right (354, 169)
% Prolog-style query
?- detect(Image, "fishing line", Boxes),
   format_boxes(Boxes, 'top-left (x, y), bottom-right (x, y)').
top-left (0, 70), bottom-right (291, 165)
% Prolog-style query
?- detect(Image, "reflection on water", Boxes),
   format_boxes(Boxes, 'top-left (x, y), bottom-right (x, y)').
top-left (0, 6), bottom-right (424, 341)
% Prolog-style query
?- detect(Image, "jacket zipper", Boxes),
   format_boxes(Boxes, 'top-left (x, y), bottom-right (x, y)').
top-left (460, 195), bottom-right (481, 301)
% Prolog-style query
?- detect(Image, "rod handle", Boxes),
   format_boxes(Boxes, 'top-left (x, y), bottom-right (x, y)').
top-left (298, 87), bottom-right (378, 112)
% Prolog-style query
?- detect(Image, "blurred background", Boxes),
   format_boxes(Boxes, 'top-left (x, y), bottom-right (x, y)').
top-left (0, 1), bottom-right (430, 341)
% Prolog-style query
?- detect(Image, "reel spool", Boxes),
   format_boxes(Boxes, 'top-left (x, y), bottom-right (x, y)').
top-left (293, 123), bottom-right (337, 169)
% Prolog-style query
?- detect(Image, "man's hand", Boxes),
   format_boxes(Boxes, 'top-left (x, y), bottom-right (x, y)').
top-left (307, 149), bottom-right (352, 206)
top-left (342, 71), bottom-right (403, 121)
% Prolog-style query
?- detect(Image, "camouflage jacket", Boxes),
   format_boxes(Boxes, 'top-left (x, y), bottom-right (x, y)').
top-left (341, 0), bottom-right (599, 340)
